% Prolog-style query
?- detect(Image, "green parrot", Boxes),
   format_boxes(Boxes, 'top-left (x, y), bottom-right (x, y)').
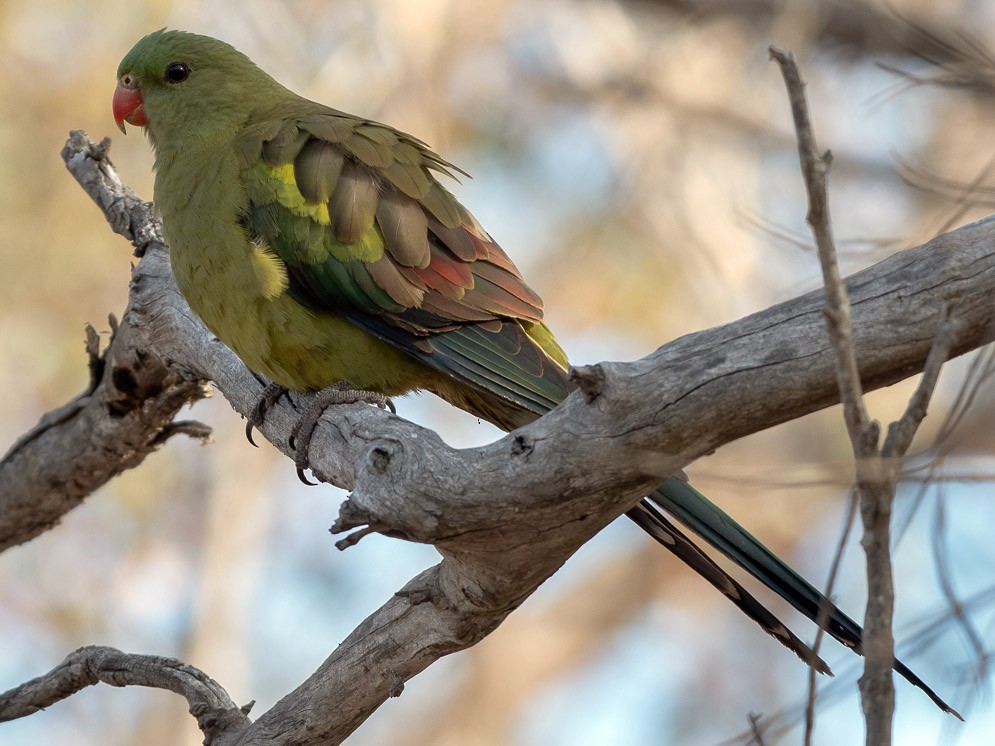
top-left (113, 29), bottom-right (955, 715)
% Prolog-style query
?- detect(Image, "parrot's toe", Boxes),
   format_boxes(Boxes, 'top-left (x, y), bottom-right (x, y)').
top-left (245, 382), bottom-right (290, 446)
top-left (290, 382), bottom-right (396, 485)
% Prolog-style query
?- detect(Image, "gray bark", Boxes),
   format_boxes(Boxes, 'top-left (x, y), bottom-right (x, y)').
top-left (1, 131), bottom-right (993, 743)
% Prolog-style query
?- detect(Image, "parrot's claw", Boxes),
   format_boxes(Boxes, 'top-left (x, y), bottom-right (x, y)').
top-left (290, 382), bottom-right (395, 485)
top-left (245, 382), bottom-right (291, 446)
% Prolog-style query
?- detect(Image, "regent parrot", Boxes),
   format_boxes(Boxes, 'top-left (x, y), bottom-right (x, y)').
top-left (113, 29), bottom-right (956, 715)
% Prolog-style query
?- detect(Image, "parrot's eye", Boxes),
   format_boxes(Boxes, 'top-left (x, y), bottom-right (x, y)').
top-left (164, 62), bottom-right (190, 84)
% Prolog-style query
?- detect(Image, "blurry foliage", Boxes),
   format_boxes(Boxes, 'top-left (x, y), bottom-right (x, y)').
top-left (3, 1), bottom-right (995, 744)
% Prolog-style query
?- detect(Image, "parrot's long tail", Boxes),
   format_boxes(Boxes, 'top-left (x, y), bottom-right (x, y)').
top-left (648, 479), bottom-right (960, 718)
top-left (439, 375), bottom-right (959, 718)
top-left (625, 499), bottom-right (832, 675)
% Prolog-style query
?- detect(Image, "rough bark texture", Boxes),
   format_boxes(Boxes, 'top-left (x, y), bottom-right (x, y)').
top-left (0, 136), bottom-right (212, 550)
top-left (0, 646), bottom-right (251, 740)
top-left (1, 131), bottom-right (994, 744)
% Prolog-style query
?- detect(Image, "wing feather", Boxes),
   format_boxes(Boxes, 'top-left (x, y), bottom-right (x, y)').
top-left (236, 105), bottom-right (569, 409)
top-left (329, 161), bottom-right (378, 244)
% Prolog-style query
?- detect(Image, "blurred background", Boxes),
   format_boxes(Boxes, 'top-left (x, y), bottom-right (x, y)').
top-left (3, 0), bottom-right (995, 743)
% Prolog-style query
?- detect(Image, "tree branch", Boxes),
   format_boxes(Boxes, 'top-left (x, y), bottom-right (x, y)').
top-left (0, 646), bottom-right (251, 743)
top-left (768, 46), bottom-right (873, 452)
top-left (2, 131), bottom-right (993, 743)
top-left (770, 46), bottom-right (965, 742)
top-left (0, 135), bottom-right (212, 551)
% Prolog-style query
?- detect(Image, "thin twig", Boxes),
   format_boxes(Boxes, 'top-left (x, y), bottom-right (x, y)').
top-left (894, 345), bottom-right (995, 543)
top-left (747, 712), bottom-right (767, 745)
top-left (770, 45), bottom-right (903, 745)
top-left (771, 45), bottom-right (964, 736)
top-left (0, 646), bottom-right (251, 744)
top-left (770, 46), bottom-right (896, 744)
top-left (768, 47), bottom-right (873, 456)
top-left (883, 309), bottom-right (959, 458)
top-left (932, 490), bottom-right (988, 685)
top-left (805, 488), bottom-right (859, 746)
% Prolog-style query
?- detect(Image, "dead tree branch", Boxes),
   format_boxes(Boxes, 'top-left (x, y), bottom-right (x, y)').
top-left (771, 46), bottom-right (964, 744)
top-left (1, 131), bottom-right (993, 743)
top-left (0, 646), bottom-right (251, 743)
top-left (0, 136), bottom-right (212, 550)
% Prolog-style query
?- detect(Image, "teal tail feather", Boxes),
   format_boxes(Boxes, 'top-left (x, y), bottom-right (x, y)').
top-left (650, 478), bottom-right (961, 719)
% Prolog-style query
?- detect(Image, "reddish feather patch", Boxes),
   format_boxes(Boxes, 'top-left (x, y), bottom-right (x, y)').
top-left (472, 261), bottom-right (543, 311)
top-left (411, 247), bottom-right (473, 291)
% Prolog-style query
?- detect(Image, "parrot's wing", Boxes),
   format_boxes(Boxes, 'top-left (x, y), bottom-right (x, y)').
top-left (236, 110), bottom-right (955, 715)
top-left (238, 109), bottom-right (570, 415)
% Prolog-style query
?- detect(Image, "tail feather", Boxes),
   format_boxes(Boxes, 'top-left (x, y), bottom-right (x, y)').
top-left (627, 501), bottom-right (833, 675)
top-left (651, 478), bottom-right (961, 719)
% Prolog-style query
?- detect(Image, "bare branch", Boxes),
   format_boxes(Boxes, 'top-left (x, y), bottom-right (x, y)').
top-left (0, 646), bottom-right (251, 744)
top-left (805, 488), bottom-right (859, 746)
top-left (770, 46), bottom-right (965, 742)
top-left (0, 318), bottom-right (211, 550)
top-left (768, 45), bottom-right (873, 456)
top-left (3, 131), bottom-right (991, 743)
top-left (771, 45), bottom-right (895, 741)
top-left (884, 310), bottom-right (960, 458)
top-left (0, 134), bottom-right (214, 551)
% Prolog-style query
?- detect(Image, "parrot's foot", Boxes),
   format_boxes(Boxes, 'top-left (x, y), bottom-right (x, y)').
top-left (245, 382), bottom-right (291, 446)
top-left (291, 382), bottom-right (396, 485)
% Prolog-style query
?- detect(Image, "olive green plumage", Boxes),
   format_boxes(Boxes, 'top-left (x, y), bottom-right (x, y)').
top-left (113, 30), bottom-right (955, 714)
top-left (118, 29), bottom-right (566, 431)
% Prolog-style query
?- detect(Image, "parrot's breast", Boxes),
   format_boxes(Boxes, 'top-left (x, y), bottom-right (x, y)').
top-left (155, 142), bottom-right (435, 394)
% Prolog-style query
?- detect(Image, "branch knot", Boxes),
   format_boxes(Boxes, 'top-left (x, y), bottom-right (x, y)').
top-left (569, 363), bottom-right (606, 403)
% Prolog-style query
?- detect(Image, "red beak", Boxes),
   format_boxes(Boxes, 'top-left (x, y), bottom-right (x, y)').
top-left (113, 77), bottom-right (148, 134)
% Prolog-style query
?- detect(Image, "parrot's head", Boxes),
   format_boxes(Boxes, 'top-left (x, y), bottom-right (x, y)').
top-left (114, 29), bottom-right (285, 146)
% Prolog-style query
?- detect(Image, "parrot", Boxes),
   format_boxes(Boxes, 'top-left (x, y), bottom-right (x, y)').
top-left (112, 29), bottom-right (957, 716)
